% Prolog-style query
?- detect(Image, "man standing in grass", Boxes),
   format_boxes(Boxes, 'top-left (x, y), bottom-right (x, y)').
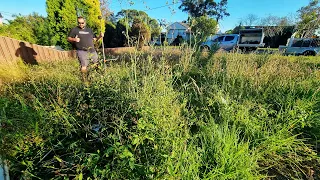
top-left (67, 16), bottom-right (103, 81)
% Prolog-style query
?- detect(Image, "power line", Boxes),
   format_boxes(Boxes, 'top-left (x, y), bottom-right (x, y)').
top-left (109, 1), bottom-right (181, 12)
top-left (109, 0), bottom-right (151, 9)
top-left (144, 2), bottom-right (180, 12)
top-left (1, 1), bottom-right (182, 18)
top-left (0, 11), bottom-right (15, 16)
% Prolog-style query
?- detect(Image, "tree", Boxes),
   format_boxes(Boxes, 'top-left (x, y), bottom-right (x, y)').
top-left (46, 0), bottom-right (77, 49)
top-left (116, 9), bottom-right (149, 25)
top-left (0, 13), bottom-right (50, 45)
top-left (130, 18), bottom-right (151, 50)
top-left (115, 20), bottom-right (129, 47)
top-left (191, 15), bottom-right (218, 41)
top-left (241, 14), bottom-right (259, 26)
top-left (100, 0), bottom-right (112, 20)
top-left (179, 0), bottom-right (230, 22)
top-left (229, 25), bottom-right (245, 34)
top-left (116, 9), bottom-right (160, 39)
top-left (212, 0), bottom-right (229, 22)
top-left (296, 0), bottom-right (320, 38)
top-left (0, 15), bottom-right (35, 43)
top-left (27, 13), bottom-right (51, 45)
top-left (79, 0), bottom-right (105, 34)
top-left (260, 15), bottom-right (294, 37)
top-left (103, 21), bottom-right (116, 47)
top-left (149, 19), bottom-right (161, 39)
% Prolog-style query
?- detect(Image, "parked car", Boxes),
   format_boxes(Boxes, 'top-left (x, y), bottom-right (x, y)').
top-left (279, 38), bottom-right (320, 56)
top-left (200, 34), bottom-right (239, 51)
top-left (200, 28), bottom-right (265, 52)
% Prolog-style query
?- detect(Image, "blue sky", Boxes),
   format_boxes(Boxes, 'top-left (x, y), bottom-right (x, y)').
top-left (0, 0), bottom-right (312, 32)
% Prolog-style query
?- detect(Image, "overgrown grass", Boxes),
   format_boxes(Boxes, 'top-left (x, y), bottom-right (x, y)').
top-left (0, 50), bottom-right (320, 179)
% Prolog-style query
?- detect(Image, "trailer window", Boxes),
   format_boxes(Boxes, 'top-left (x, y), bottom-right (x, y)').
top-left (291, 40), bottom-right (303, 47)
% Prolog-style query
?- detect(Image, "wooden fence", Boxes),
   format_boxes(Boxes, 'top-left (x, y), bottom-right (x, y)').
top-left (0, 36), bottom-right (76, 65)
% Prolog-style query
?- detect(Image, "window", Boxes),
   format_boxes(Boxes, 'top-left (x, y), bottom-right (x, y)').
top-left (291, 40), bottom-right (303, 47)
top-left (301, 40), bottom-right (311, 47)
top-left (213, 36), bottom-right (225, 42)
top-left (311, 39), bottom-right (320, 47)
top-left (225, 36), bottom-right (235, 41)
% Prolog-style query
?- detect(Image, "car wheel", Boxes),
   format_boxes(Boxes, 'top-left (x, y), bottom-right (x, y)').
top-left (303, 51), bottom-right (316, 56)
top-left (201, 45), bottom-right (210, 52)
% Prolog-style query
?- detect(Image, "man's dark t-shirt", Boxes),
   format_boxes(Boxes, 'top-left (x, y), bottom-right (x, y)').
top-left (68, 27), bottom-right (96, 52)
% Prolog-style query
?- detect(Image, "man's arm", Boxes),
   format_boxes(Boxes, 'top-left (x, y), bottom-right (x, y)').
top-left (68, 35), bottom-right (80, 43)
top-left (93, 32), bottom-right (104, 41)
top-left (67, 28), bottom-right (80, 43)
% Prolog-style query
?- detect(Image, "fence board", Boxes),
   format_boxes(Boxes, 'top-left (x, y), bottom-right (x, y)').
top-left (0, 37), bottom-right (8, 63)
top-left (33, 45), bottom-right (42, 62)
top-left (3, 37), bottom-right (16, 62)
top-left (53, 50), bottom-right (59, 61)
top-left (0, 37), bottom-right (11, 63)
top-left (0, 36), bottom-right (76, 65)
top-left (39, 45), bottom-right (47, 62)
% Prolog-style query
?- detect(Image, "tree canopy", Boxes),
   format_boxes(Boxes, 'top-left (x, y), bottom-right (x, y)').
top-left (296, 0), bottom-right (320, 38)
top-left (0, 13), bottom-right (50, 45)
top-left (116, 9), bottom-right (160, 38)
top-left (191, 15), bottom-right (218, 41)
top-left (179, 0), bottom-right (230, 22)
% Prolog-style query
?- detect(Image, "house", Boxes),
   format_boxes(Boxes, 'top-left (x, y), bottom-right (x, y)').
top-left (166, 22), bottom-right (191, 44)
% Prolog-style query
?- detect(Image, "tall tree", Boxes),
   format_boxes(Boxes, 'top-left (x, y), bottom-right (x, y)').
top-left (46, 0), bottom-right (77, 49)
top-left (100, 0), bottom-right (112, 20)
top-left (191, 15), bottom-right (218, 41)
top-left (0, 13), bottom-right (50, 45)
top-left (116, 9), bottom-right (150, 25)
top-left (296, 0), bottom-right (320, 38)
top-left (103, 21), bottom-right (116, 47)
top-left (179, 0), bottom-right (230, 22)
top-left (130, 18), bottom-right (151, 50)
top-left (149, 19), bottom-right (161, 39)
top-left (79, 0), bottom-right (105, 34)
top-left (241, 14), bottom-right (259, 26)
top-left (260, 15), bottom-right (294, 37)
top-left (116, 9), bottom-right (160, 38)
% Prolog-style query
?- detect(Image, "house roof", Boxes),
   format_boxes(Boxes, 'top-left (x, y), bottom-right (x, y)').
top-left (167, 22), bottom-right (190, 30)
top-left (179, 22), bottom-right (189, 29)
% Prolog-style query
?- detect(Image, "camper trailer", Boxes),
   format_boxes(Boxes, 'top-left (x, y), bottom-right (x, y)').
top-left (237, 28), bottom-right (265, 51)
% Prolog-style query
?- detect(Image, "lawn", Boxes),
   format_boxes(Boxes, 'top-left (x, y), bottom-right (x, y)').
top-left (0, 48), bottom-right (320, 179)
